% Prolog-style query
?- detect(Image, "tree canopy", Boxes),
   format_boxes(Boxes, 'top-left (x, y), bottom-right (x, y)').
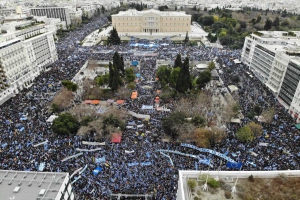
top-left (52, 113), bottom-right (80, 135)
top-left (236, 125), bottom-right (254, 143)
top-left (108, 27), bottom-right (121, 45)
top-left (61, 80), bottom-right (78, 92)
top-left (176, 57), bottom-right (192, 93)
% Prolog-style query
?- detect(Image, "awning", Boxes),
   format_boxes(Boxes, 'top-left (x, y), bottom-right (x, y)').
top-left (111, 133), bottom-right (122, 143)
top-left (107, 99), bottom-right (114, 103)
top-left (84, 100), bottom-right (93, 104)
top-left (91, 100), bottom-right (100, 105)
top-left (116, 100), bottom-right (125, 105)
top-left (295, 123), bottom-right (300, 129)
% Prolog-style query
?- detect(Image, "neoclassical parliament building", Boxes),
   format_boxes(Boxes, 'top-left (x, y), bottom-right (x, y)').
top-left (111, 9), bottom-right (191, 33)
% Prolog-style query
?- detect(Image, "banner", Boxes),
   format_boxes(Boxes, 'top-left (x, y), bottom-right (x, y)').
top-left (76, 148), bottom-right (102, 152)
top-left (128, 162), bottom-right (152, 166)
top-left (82, 141), bottom-right (105, 146)
top-left (71, 175), bottom-right (81, 184)
top-left (198, 158), bottom-right (213, 167)
top-left (156, 149), bottom-right (198, 158)
top-left (128, 162), bottom-right (139, 167)
top-left (160, 152), bottom-right (174, 166)
top-left (137, 124), bottom-right (144, 128)
top-left (226, 162), bottom-right (243, 169)
top-left (141, 105), bottom-right (154, 110)
top-left (70, 167), bottom-right (83, 178)
top-left (79, 164), bottom-right (88, 175)
top-left (33, 140), bottom-right (48, 147)
top-left (245, 161), bottom-right (256, 167)
top-left (128, 111), bottom-right (151, 119)
top-left (125, 150), bottom-right (135, 154)
top-left (258, 142), bottom-right (269, 146)
top-left (181, 143), bottom-right (236, 163)
top-left (61, 152), bottom-right (83, 162)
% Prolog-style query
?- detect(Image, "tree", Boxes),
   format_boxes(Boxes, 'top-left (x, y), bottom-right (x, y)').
top-left (125, 67), bottom-right (135, 83)
top-left (256, 15), bottom-right (262, 23)
top-left (51, 103), bottom-right (61, 113)
top-left (108, 59), bottom-right (123, 91)
top-left (196, 70), bottom-right (211, 89)
top-left (52, 88), bottom-right (73, 110)
top-left (107, 27), bottom-right (121, 45)
top-left (247, 122), bottom-right (262, 137)
top-left (281, 9), bottom-right (287, 18)
top-left (61, 80), bottom-right (78, 92)
top-left (156, 65), bottom-right (172, 87)
top-left (169, 67), bottom-right (181, 88)
top-left (193, 128), bottom-right (212, 148)
top-left (102, 113), bottom-right (126, 135)
top-left (201, 16), bottom-right (214, 26)
top-left (176, 57), bottom-right (192, 93)
top-left (261, 107), bottom-right (275, 123)
top-left (184, 32), bottom-right (189, 44)
top-left (174, 54), bottom-right (182, 68)
top-left (52, 113), bottom-right (80, 135)
top-left (113, 52), bottom-right (124, 74)
top-left (264, 18), bottom-right (273, 30)
top-left (273, 17), bottom-right (280, 28)
top-left (187, 179), bottom-right (197, 191)
top-left (208, 61), bottom-right (215, 71)
top-left (236, 125), bottom-right (254, 143)
top-left (162, 111), bottom-right (187, 139)
top-left (191, 116), bottom-right (206, 127)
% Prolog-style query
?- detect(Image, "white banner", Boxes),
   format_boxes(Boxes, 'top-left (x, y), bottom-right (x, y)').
top-left (61, 152), bottom-right (83, 162)
top-left (258, 142), bottom-right (269, 146)
top-left (125, 150), bottom-right (135, 154)
top-left (33, 140), bottom-right (48, 147)
top-left (70, 167), bottom-right (83, 178)
top-left (159, 152), bottom-right (174, 166)
top-left (137, 124), bottom-right (144, 128)
top-left (141, 105), bottom-right (154, 110)
top-left (82, 141), bottom-right (105, 146)
top-left (128, 111), bottom-right (151, 119)
top-left (76, 148), bottom-right (102, 152)
top-left (79, 164), bottom-right (88, 175)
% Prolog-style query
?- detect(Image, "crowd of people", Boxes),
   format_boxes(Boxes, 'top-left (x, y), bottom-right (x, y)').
top-left (1, 15), bottom-right (300, 200)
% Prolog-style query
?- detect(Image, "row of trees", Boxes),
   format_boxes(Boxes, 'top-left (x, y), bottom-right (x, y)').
top-left (156, 54), bottom-right (214, 93)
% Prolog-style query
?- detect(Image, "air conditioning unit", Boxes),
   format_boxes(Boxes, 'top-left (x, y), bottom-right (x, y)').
top-left (13, 187), bottom-right (20, 193)
top-left (39, 189), bottom-right (46, 196)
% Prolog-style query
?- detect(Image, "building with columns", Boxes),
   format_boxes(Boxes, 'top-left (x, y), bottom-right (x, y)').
top-left (111, 9), bottom-right (191, 33)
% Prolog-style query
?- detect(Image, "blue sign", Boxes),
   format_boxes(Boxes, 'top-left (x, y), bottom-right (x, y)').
top-left (226, 162), bottom-right (243, 169)
top-left (93, 166), bottom-right (102, 175)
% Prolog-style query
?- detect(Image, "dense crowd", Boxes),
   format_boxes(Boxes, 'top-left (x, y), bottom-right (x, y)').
top-left (1, 15), bottom-right (300, 200)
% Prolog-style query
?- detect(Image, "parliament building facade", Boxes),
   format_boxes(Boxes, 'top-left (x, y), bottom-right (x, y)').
top-left (111, 9), bottom-right (191, 33)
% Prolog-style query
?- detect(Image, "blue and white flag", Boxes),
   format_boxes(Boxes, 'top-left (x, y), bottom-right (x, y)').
top-left (226, 162), bottom-right (243, 169)
top-left (93, 166), bottom-right (102, 176)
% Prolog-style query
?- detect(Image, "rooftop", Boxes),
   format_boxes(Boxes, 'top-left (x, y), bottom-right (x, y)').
top-left (0, 170), bottom-right (69, 200)
top-left (112, 9), bottom-right (191, 17)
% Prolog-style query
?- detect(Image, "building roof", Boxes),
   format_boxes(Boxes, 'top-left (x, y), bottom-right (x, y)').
top-left (0, 170), bottom-right (69, 200)
top-left (112, 9), bottom-right (190, 17)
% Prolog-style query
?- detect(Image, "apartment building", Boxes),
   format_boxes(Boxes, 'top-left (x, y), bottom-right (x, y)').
top-left (241, 31), bottom-right (300, 121)
top-left (0, 21), bottom-right (58, 105)
top-left (30, 7), bottom-right (71, 28)
top-left (112, 9), bottom-right (191, 33)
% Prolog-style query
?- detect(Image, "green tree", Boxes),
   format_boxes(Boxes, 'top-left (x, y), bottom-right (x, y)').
top-left (281, 9), bottom-right (287, 18)
top-left (125, 67), bottom-right (135, 82)
top-left (196, 70), bottom-right (211, 89)
top-left (247, 122), bottom-right (263, 137)
top-left (273, 17), bottom-right (280, 28)
top-left (102, 113), bottom-right (125, 135)
top-left (184, 32), bottom-right (189, 44)
top-left (256, 15), bottom-right (262, 23)
top-left (108, 27), bottom-right (121, 45)
top-left (264, 18), bottom-right (273, 30)
top-left (127, 82), bottom-right (136, 90)
top-left (187, 179), bottom-right (197, 190)
top-left (113, 52), bottom-right (124, 74)
top-left (201, 16), bottom-right (214, 26)
top-left (52, 113), bottom-right (80, 135)
top-left (61, 80), bottom-right (78, 92)
top-left (191, 115), bottom-right (205, 127)
top-left (156, 65), bottom-right (172, 87)
top-left (176, 57), bottom-right (192, 93)
top-left (174, 54), bottom-right (182, 68)
top-left (162, 111), bottom-right (187, 138)
top-left (80, 116), bottom-right (93, 126)
top-left (96, 74), bottom-right (109, 86)
top-left (51, 103), bottom-right (61, 113)
top-left (208, 61), bottom-right (216, 71)
top-left (236, 125), bottom-right (254, 143)
top-left (169, 67), bottom-right (181, 88)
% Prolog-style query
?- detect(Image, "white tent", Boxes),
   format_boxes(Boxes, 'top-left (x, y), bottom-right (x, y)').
top-left (230, 118), bottom-right (241, 123)
top-left (46, 115), bottom-right (58, 123)
top-left (228, 85), bottom-right (238, 93)
top-left (233, 59), bottom-right (241, 64)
